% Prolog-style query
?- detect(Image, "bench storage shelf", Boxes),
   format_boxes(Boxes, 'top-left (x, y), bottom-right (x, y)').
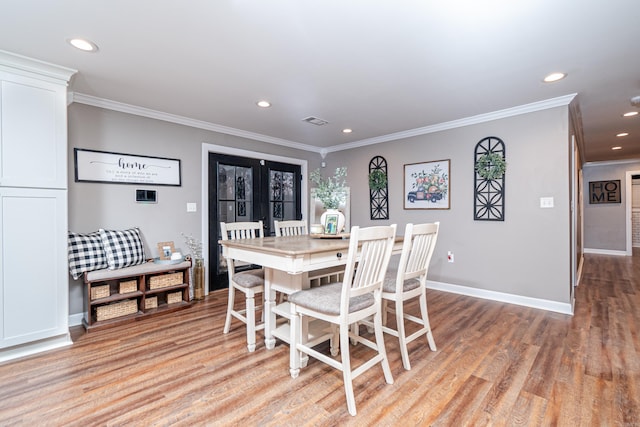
top-left (83, 260), bottom-right (192, 332)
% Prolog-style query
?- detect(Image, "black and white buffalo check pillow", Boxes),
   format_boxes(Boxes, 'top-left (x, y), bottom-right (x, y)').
top-left (99, 227), bottom-right (146, 270)
top-left (68, 231), bottom-right (107, 280)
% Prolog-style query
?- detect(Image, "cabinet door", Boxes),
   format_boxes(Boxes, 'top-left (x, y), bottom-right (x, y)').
top-left (0, 188), bottom-right (68, 348)
top-left (0, 74), bottom-right (67, 189)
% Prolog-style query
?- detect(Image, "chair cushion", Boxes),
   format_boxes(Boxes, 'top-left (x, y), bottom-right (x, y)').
top-left (288, 282), bottom-right (374, 315)
top-left (382, 267), bottom-right (421, 293)
top-left (233, 269), bottom-right (264, 288)
top-left (100, 228), bottom-right (146, 270)
top-left (68, 231), bottom-right (107, 280)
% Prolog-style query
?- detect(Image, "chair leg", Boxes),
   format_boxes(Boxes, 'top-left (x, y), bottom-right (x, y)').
top-left (374, 309), bottom-right (394, 385)
top-left (382, 299), bottom-right (389, 326)
top-left (223, 286), bottom-right (235, 334)
top-left (246, 293), bottom-right (256, 352)
top-left (330, 324), bottom-right (339, 357)
top-left (396, 299), bottom-right (412, 370)
top-left (340, 324), bottom-right (357, 416)
top-left (289, 303), bottom-right (301, 378)
top-left (420, 292), bottom-right (437, 351)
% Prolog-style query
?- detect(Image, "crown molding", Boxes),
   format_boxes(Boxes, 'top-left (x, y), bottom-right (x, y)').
top-left (324, 93), bottom-right (578, 153)
top-left (583, 158), bottom-right (640, 167)
top-left (0, 49), bottom-right (76, 84)
top-left (69, 92), bottom-right (323, 154)
top-left (70, 92), bottom-right (577, 156)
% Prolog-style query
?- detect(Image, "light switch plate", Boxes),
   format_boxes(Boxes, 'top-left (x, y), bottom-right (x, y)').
top-left (540, 197), bottom-right (554, 208)
top-left (187, 202), bottom-right (197, 212)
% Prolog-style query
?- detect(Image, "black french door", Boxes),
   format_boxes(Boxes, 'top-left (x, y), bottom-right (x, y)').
top-left (208, 153), bottom-right (302, 290)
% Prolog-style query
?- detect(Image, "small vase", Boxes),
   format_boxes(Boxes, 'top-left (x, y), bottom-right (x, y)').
top-left (193, 258), bottom-right (205, 301)
top-left (320, 209), bottom-right (346, 233)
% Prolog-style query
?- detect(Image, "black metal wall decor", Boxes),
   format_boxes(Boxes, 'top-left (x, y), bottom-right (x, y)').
top-left (474, 137), bottom-right (506, 221)
top-left (369, 156), bottom-right (389, 220)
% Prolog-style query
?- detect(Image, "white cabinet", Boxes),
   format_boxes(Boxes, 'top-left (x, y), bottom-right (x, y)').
top-left (0, 75), bottom-right (68, 188)
top-left (0, 50), bottom-right (76, 362)
top-left (0, 188), bottom-right (68, 347)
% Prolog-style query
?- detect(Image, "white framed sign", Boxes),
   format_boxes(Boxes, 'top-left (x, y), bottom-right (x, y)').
top-left (74, 148), bottom-right (181, 186)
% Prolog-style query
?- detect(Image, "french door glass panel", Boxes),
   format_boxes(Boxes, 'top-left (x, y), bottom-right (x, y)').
top-left (208, 153), bottom-right (301, 290)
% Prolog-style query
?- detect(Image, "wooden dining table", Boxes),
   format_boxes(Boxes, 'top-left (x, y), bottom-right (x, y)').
top-left (219, 233), bottom-right (401, 349)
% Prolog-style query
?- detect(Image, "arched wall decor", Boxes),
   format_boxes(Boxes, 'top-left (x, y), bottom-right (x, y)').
top-left (369, 156), bottom-right (389, 220)
top-left (474, 137), bottom-right (506, 221)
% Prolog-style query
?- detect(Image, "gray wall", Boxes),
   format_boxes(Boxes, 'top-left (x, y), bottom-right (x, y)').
top-left (67, 104), bottom-right (320, 315)
top-left (583, 160), bottom-right (640, 251)
top-left (67, 102), bottom-right (574, 317)
top-left (324, 106), bottom-right (572, 304)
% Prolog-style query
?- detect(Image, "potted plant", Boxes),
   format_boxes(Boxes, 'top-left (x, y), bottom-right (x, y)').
top-left (310, 167), bottom-right (348, 232)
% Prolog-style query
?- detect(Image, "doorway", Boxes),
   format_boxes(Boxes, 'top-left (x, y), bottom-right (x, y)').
top-left (207, 152), bottom-right (302, 290)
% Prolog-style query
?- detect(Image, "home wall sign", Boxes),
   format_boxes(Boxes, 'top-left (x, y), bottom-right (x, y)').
top-left (589, 180), bottom-right (621, 204)
top-left (74, 148), bottom-right (181, 186)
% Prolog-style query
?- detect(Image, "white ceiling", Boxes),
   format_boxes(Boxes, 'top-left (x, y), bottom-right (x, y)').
top-left (1, 1), bottom-right (639, 162)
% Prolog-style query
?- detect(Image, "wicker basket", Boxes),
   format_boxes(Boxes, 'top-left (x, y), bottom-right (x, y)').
top-left (90, 284), bottom-right (110, 300)
top-left (145, 296), bottom-right (158, 310)
top-left (149, 272), bottom-right (183, 290)
top-left (96, 299), bottom-right (138, 321)
top-left (167, 291), bottom-right (182, 304)
top-left (119, 279), bottom-right (137, 294)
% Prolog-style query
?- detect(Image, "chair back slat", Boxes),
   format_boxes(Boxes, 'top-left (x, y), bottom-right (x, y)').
top-left (274, 220), bottom-right (308, 237)
top-left (220, 221), bottom-right (265, 241)
top-left (220, 221), bottom-right (264, 271)
top-left (395, 222), bottom-right (439, 289)
top-left (342, 224), bottom-right (397, 303)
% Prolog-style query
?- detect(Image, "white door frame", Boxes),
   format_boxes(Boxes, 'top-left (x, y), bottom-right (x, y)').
top-left (625, 170), bottom-right (640, 255)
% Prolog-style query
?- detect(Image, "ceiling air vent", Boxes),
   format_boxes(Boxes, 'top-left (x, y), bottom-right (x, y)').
top-left (302, 116), bottom-right (329, 126)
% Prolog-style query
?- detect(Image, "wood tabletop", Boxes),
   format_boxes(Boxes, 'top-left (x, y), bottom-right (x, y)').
top-left (219, 234), bottom-right (352, 256)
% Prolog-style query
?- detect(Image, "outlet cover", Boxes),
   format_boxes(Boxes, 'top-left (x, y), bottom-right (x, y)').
top-left (540, 197), bottom-right (554, 208)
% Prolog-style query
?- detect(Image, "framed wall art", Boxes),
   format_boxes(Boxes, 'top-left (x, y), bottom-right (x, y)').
top-left (589, 180), bottom-right (621, 204)
top-left (74, 148), bottom-right (181, 186)
top-left (404, 159), bottom-right (450, 210)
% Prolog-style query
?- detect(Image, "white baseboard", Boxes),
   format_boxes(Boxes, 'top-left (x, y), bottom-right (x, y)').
top-left (0, 334), bottom-right (72, 364)
top-left (583, 248), bottom-right (628, 256)
top-left (68, 313), bottom-right (84, 327)
top-left (426, 280), bottom-right (573, 315)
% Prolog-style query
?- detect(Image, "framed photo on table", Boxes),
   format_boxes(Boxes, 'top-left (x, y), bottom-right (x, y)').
top-left (404, 159), bottom-right (450, 210)
top-left (324, 213), bottom-right (339, 235)
top-left (157, 241), bottom-right (175, 260)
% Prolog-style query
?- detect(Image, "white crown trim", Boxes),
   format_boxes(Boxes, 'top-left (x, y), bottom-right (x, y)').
top-left (323, 93), bottom-right (578, 153)
top-left (70, 92), bottom-right (323, 154)
top-left (70, 92), bottom-right (577, 155)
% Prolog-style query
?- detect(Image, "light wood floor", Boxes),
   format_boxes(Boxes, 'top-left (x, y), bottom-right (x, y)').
top-left (1, 252), bottom-right (639, 426)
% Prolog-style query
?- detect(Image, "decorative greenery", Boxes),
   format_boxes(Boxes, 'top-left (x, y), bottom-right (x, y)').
top-left (368, 169), bottom-right (388, 191)
top-left (181, 233), bottom-right (203, 259)
top-left (475, 152), bottom-right (507, 180)
top-left (310, 167), bottom-right (348, 209)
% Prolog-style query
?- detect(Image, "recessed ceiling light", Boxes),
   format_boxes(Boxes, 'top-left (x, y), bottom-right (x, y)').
top-left (67, 38), bottom-right (98, 52)
top-left (256, 100), bottom-right (271, 108)
top-left (623, 111), bottom-right (639, 117)
top-left (617, 132), bottom-right (629, 137)
top-left (543, 72), bottom-right (566, 83)
top-left (342, 128), bottom-right (352, 134)
top-left (612, 146), bottom-right (623, 150)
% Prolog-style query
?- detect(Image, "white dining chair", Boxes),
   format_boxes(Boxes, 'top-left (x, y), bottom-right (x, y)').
top-left (220, 221), bottom-right (265, 352)
top-left (380, 222), bottom-right (439, 370)
top-left (288, 224), bottom-right (397, 416)
top-left (274, 219), bottom-right (308, 236)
